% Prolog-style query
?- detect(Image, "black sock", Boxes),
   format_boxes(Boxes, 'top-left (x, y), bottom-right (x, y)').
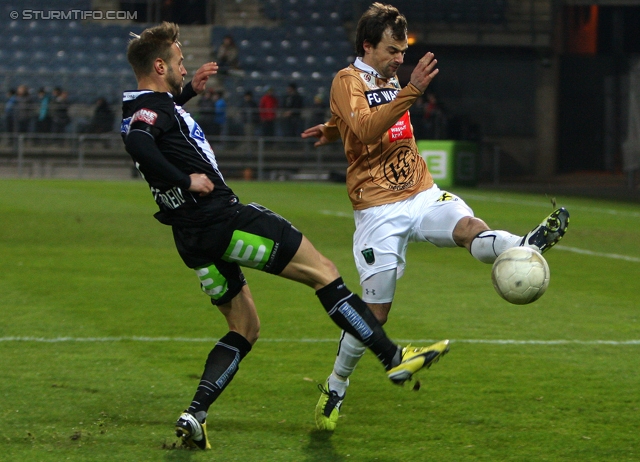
top-left (316, 277), bottom-right (400, 370)
top-left (188, 331), bottom-right (252, 420)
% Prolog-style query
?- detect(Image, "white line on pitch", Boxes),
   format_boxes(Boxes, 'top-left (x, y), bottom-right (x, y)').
top-left (320, 209), bottom-right (352, 218)
top-left (462, 193), bottom-right (640, 219)
top-left (556, 246), bottom-right (640, 262)
top-left (1, 337), bottom-right (639, 345)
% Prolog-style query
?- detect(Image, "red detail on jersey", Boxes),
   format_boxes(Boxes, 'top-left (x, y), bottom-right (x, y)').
top-left (388, 111), bottom-right (413, 142)
top-left (131, 108), bottom-right (158, 126)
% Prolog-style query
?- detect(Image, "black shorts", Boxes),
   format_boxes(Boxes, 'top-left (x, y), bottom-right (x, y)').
top-left (172, 202), bottom-right (303, 305)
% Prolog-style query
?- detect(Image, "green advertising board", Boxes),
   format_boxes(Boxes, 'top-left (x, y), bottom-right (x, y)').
top-left (416, 140), bottom-right (478, 188)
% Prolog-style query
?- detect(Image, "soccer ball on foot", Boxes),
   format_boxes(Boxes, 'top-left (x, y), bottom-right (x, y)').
top-left (491, 246), bottom-right (550, 305)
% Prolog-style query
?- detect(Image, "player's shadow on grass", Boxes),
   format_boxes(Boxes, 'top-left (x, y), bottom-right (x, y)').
top-left (304, 430), bottom-right (345, 462)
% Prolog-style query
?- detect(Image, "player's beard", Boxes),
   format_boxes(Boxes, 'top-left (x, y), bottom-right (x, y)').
top-left (382, 62), bottom-right (399, 79)
top-left (166, 66), bottom-right (184, 97)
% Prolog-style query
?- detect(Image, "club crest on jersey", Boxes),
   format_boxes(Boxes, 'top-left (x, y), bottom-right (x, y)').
top-left (360, 72), bottom-right (377, 90)
top-left (361, 248), bottom-right (375, 265)
top-left (382, 146), bottom-right (416, 188)
top-left (190, 123), bottom-right (206, 142)
top-left (131, 108), bottom-right (157, 125)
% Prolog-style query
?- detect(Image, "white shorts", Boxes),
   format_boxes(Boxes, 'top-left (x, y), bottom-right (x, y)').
top-left (353, 185), bottom-right (474, 284)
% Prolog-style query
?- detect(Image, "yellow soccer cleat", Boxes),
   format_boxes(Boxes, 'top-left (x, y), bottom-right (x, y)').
top-left (175, 411), bottom-right (211, 450)
top-left (387, 340), bottom-right (450, 385)
top-left (315, 379), bottom-right (346, 431)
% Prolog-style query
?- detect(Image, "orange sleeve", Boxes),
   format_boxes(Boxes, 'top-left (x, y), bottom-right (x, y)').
top-left (330, 74), bottom-right (422, 145)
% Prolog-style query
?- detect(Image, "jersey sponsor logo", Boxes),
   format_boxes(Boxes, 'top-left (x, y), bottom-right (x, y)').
top-left (131, 108), bottom-right (158, 126)
top-left (365, 88), bottom-right (399, 108)
top-left (223, 230), bottom-right (275, 269)
top-left (195, 265), bottom-right (228, 300)
top-left (120, 116), bottom-right (131, 135)
top-left (361, 248), bottom-right (375, 265)
top-left (388, 111), bottom-right (413, 142)
top-left (150, 185), bottom-right (186, 209)
top-left (190, 123), bottom-right (206, 142)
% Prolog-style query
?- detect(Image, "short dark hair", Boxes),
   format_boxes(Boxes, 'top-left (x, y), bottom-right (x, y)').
top-left (355, 3), bottom-right (407, 57)
top-left (127, 22), bottom-right (180, 79)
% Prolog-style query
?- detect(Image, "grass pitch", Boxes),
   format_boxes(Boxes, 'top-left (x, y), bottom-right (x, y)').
top-left (1, 179), bottom-right (639, 461)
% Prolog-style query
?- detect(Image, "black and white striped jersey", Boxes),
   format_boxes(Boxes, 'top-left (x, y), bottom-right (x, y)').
top-left (121, 87), bottom-right (238, 227)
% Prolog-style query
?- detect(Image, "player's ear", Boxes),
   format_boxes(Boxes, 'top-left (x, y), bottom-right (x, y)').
top-left (154, 58), bottom-right (165, 75)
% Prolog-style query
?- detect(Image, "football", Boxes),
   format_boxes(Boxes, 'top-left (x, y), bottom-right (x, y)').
top-left (491, 246), bottom-right (550, 305)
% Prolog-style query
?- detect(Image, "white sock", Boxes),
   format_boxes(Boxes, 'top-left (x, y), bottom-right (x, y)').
top-left (330, 331), bottom-right (366, 391)
top-left (470, 230), bottom-right (522, 263)
top-left (328, 373), bottom-right (349, 397)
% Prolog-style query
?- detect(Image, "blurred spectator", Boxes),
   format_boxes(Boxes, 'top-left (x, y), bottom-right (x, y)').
top-left (50, 88), bottom-right (70, 133)
top-left (35, 87), bottom-right (52, 133)
top-left (259, 87), bottom-right (278, 137)
top-left (212, 90), bottom-right (227, 137)
top-left (282, 82), bottom-right (304, 138)
top-left (410, 94), bottom-right (427, 140)
top-left (423, 91), bottom-right (448, 140)
top-left (240, 90), bottom-right (259, 137)
top-left (13, 85), bottom-right (33, 133)
top-left (87, 97), bottom-right (115, 133)
top-left (213, 34), bottom-right (239, 75)
top-left (197, 88), bottom-right (216, 135)
top-left (310, 93), bottom-right (328, 127)
top-left (3, 89), bottom-right (16, 133)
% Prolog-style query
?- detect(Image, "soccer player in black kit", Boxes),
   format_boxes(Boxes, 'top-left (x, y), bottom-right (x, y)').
top-left (121, 22), bottom-right (449, 450)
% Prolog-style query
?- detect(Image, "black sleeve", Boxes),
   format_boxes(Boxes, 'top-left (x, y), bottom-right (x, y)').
top-left (174, 81), bottom-right (198, 106)
top-left (124, 129), bottom-right (191, 190)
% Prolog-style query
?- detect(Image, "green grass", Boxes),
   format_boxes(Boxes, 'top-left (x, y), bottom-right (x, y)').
top-left (1, 179), bottom-right (639, 461)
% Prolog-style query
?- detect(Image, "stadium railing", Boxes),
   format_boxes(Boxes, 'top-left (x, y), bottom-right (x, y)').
top-left (0, 132), bottom-right (347, 181)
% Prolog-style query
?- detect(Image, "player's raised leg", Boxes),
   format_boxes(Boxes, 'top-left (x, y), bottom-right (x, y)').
top-left (468, 208), bottom-right (570, 264)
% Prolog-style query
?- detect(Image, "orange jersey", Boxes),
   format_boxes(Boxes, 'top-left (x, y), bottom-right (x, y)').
top-left (323, 60), bottom-right (433, 210)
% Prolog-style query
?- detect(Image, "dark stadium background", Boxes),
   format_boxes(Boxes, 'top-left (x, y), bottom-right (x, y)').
top-left (1, 0), bottom-right (639, 200)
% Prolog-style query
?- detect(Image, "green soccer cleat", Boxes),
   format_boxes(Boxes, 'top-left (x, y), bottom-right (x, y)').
top-left (315, 379), bottom-right (347, 431)
top-left (387, 340), bottom-right (450, 385)
top-left (175, 411), bottom-right (211, 450)
top-left (521, 207), bottom-right (570, 254)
